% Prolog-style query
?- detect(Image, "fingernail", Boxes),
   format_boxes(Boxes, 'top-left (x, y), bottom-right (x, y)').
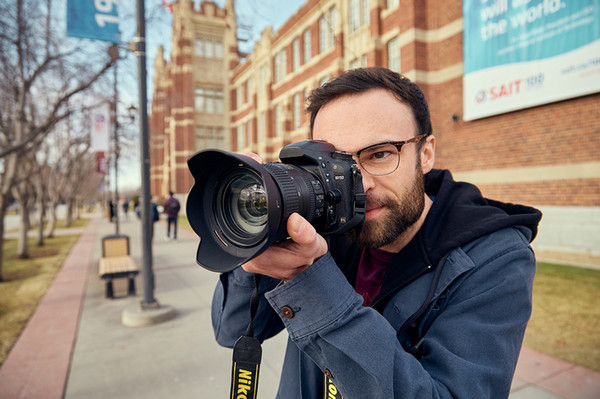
top-left (293, 215), bottom-right (305, 234)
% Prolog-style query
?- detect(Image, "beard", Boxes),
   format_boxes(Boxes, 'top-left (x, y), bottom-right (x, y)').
top-left (357, 167), bottom-right (426, 249)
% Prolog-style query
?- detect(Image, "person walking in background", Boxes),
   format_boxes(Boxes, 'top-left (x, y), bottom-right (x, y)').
top-left (163, 191), bottom-right (181, 240)
top-left (133, 198), bottom-right (141, 220)
top-left (108, 200), bottom-right (115, 222)
top-left (150, 197), bottom-right (159, 241)
top-left (122, 199), bottom-right (129, 221)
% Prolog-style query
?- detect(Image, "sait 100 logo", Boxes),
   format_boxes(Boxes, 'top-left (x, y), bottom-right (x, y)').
top-left (475, 73), bottom-right (544, 104)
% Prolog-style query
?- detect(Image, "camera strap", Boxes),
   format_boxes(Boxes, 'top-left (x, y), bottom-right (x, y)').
top-left (230, 274), bottom-right (262, 399)
top-left (324, 375), bottom-right (344, 398)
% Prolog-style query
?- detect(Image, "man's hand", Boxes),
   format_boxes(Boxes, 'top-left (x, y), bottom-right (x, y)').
top-left (242, 213), bottom-right (328, 281)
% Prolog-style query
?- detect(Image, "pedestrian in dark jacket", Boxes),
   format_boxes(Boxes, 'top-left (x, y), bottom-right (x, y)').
top-left (150, 197), bottom-right (159, 241)
top-left (212, 67), bottom-right (542, 398)
top-left (163, 191), bottom-right (180, 240)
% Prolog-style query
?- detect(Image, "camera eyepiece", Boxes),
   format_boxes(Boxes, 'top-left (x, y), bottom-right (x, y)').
top-left (186, 140), bottom-right (365, 272)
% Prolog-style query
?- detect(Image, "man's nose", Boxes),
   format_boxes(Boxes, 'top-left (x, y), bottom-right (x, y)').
top-left (356, 163), bottom-right (376, 192)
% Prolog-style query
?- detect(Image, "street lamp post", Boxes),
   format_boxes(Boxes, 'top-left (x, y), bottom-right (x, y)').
top-left (112, 54), bottom-right (120, 235)
top-left (134, 0), bottom-right (155, 308)
top-left (122, 0), bottom-right (175, 327)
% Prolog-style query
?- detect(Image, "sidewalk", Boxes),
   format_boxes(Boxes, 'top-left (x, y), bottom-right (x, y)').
top-left (1, 215), bottom-right (598, 398)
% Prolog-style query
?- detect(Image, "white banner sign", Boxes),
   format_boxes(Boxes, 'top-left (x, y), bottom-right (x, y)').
top-left (90, 102), bottom-right (111, 152)
top-left (463, 0), bottom-right (600, 121)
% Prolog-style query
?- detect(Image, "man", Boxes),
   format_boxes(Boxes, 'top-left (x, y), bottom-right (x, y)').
top-left (163, 191), bottom-right (180, 240)
top-left (212, 68), bottom-right (542, 397)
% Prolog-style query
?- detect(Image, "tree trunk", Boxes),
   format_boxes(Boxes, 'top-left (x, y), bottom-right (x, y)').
top-left (45, 202), bottom-right (57, 238)
top-left (37, 197), bottom-right (45, 247)
top-left (64, 198), bottom-right (74, 228)
top-left (17, 202), bottom-right (30, 259)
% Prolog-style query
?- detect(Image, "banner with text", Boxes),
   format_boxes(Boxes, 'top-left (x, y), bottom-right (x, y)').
top-left (90, 102), bottom-right (111, 152)
top-left (67, 0), bottom-right (120, 43)
top-left (463, 0), bottom-right (600, 120)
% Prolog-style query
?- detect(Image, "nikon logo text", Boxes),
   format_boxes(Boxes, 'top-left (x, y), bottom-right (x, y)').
top-left (235, 368), bottom-right (253, 399)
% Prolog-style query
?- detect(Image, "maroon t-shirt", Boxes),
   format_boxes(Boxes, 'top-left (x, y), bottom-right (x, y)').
top-left (355, 247), bottom-right (393, 306)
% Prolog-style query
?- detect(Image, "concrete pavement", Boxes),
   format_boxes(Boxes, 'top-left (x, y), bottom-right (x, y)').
top-left (0, 215), bottom-right (598, 398)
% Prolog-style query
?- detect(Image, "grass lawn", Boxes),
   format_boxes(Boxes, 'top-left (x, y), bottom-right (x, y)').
top-left (523, 261), bottom-right (600, 372)
top-left (0, 219), bottom-right (89, 365)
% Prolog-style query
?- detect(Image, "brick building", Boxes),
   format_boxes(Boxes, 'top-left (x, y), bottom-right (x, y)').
top-left (149, 0), bottom-right (600, 266)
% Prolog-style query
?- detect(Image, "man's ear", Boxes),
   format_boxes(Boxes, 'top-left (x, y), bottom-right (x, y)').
top-left (421, 135), bottom-right (436, 174)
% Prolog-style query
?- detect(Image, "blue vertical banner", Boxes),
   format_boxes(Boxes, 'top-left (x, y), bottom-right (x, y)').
top-left (463, 0), bottom-right (600, 121)
top-left (67, 0), bottom-right (120, 43)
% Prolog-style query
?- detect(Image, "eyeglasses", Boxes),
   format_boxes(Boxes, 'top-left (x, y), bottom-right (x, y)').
top-left (340, 134), bottom-right (427, 176)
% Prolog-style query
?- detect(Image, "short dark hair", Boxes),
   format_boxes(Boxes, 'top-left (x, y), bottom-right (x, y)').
top-left (306, 67), bottom-right (432, 139)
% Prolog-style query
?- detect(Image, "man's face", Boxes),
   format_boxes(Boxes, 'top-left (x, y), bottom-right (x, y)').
top-left (312, 89), bottom-right (434, 250)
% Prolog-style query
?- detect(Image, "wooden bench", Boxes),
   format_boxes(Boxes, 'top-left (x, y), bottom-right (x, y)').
top-left (98, 235), bottom-right (139, 299)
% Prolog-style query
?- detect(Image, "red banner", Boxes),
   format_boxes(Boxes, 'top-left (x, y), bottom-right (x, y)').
top-left (96, 151), bottom-right (107, 174)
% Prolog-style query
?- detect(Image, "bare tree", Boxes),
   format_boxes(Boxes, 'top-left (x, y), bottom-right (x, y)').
top-left (10, 151), bottom-right (38, 258)
top-left (43, 116), bottom-right (92, 237)
top-left (34, 146), bottom-right (50, 247)
top-left (0, 0), bottom-right (117, 281)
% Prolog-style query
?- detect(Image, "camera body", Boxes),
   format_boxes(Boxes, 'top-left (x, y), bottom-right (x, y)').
top-left (186, 140), bottom-right (366, 272)
top-left (266, 140), bottom-right (366, 238)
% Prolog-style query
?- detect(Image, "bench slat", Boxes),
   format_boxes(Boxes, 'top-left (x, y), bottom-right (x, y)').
top-left (99, 256), bottom-right (138, 276)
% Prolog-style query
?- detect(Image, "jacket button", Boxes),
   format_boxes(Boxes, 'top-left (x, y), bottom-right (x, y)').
top-left (281, 306), bottom-right (294, 319)
top-left (324, 368), bottom-right (333, 378)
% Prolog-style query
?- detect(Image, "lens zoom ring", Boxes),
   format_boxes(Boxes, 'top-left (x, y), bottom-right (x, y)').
top-left (263, 164), bottom-right (301, 219)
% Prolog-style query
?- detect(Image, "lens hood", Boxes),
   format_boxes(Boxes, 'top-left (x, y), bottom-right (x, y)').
top-left (186, 150), bottom-right (284, 272)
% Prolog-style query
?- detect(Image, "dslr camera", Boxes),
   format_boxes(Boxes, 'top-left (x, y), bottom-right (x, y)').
top-left (186, 140), bottom-right (366, 272)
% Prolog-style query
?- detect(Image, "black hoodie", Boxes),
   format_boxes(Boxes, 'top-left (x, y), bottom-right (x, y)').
top-left (332, 169), bottom-right (542, 312)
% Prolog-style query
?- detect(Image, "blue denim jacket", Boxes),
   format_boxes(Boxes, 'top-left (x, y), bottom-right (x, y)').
top-left (212, 226), bottom-right (535, 398)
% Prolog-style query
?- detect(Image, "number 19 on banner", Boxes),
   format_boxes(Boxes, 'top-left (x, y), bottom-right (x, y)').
top-left (95, 0), bottom-right (119, 28)
top-left (67, 0), bottom-right (121, 43)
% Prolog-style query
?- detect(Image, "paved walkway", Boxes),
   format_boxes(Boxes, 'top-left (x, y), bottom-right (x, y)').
top-left (0, 215), bottom-right (599, 398)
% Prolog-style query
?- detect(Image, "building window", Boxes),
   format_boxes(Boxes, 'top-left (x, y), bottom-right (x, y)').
top-left (237, 124), bottom-right (245, 150)
top-left (293, 93), bottom-right (301, 130)
top-left (319, 17), bottom-right (327, 54)
top-left (195, 126), bottom-right (225, 150)
top-left (328, 8), bottom-right (337, 50)
top-left (259, 63), bottom-right (268, 97)
top-left (387, 36), bottom-right (400, 72)
top-left (387, 0), bottom-right (399, 8)
top-left (303, 29), bottom-right (311, 64)
top-left (350, 0), bottom-right (370, 33)
top-left (319, 7), bottom-right (336, 54)
top-left (274, 49), bottom-right (287, 84)
top-left (350, 55), bottom-right (367, 69)
top-left (349, 0), bottom-right (359, 32)
top-left (195, 87), bottom-right (224, 114)
top-left (319, 75), bottom-right (331, 87)
top-left (236, 85), bottom-right (243, 109)
top-left (361, 0), bottom-right (370, 27)
top-left (246, 77), bottom-right (253, 104)
top-left (195, 36), bottom-right (223, 59)
top-left (292, 38), bottom-right (300, 72)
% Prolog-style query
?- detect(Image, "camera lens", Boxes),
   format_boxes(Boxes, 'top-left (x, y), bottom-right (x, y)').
top-left (223, 175), bottom-right (268, 235)
top-left (186, 141), bottom-right (365, 272)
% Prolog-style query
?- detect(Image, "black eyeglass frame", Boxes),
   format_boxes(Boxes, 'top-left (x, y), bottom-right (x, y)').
top-left (338, 134), bottom-right (428, 176)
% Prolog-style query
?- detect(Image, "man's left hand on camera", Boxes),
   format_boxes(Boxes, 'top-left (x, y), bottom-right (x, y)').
top-left (242, 213), bottom-right (328, 281)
